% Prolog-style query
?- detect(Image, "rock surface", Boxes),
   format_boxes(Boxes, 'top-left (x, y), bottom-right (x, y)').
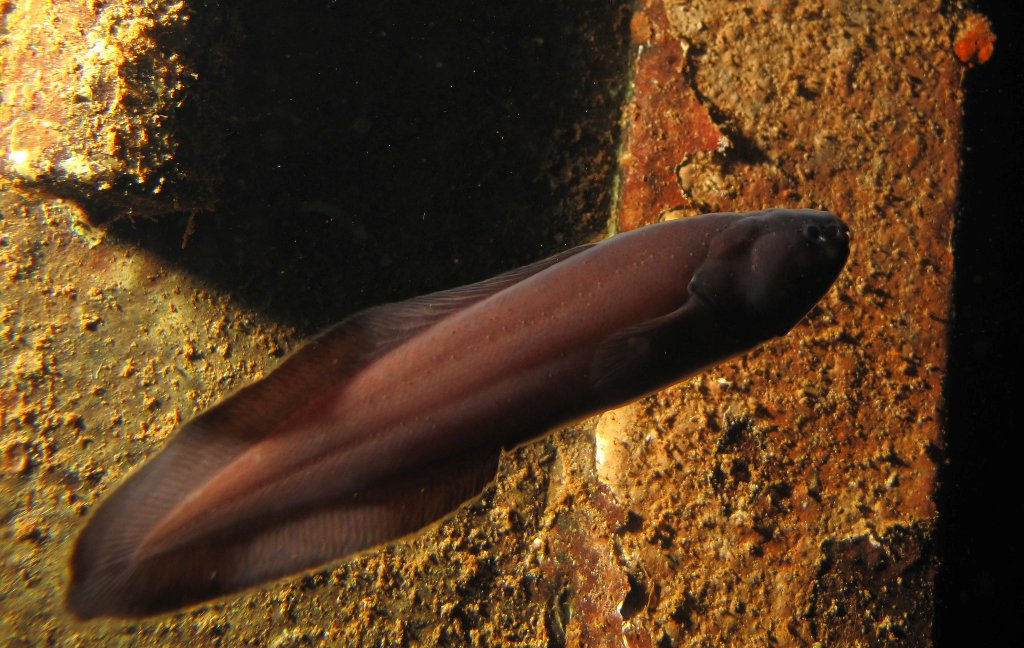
top-left (0, 1), bottom-right (983, 645)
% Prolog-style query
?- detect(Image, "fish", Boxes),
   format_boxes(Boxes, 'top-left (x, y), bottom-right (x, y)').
top-left (66, 208), bottom-right (850, 619)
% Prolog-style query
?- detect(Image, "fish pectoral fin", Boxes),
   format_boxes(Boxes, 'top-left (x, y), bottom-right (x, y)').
top-left (66, 446), bottom-right (501, 619)
top-left (590, 303), bottom-right (693, 390)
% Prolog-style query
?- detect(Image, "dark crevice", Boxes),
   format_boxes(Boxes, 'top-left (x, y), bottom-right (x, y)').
top-left (936, 3), bottom-right (1024, 645)
top-left (107, 1), bottom-right (632, 333)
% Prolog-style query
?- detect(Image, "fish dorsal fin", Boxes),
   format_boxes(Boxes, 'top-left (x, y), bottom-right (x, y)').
top-left (341, 241), bottom-right (597, 352)
top-left (197, 241), bottom-right (596, 443)
top-left (393, 241), bottom-right (598, 321)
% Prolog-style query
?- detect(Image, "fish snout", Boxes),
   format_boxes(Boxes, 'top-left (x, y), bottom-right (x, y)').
top-left (799, 213), bottom-right (851, 270)
top-left (688, 209), bottom-right (851, 342)
top-left (802, 217), bottom-right (850, 246)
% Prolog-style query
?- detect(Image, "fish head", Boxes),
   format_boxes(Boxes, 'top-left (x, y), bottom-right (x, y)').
top-left (688, 209), bottom-right (850, 340)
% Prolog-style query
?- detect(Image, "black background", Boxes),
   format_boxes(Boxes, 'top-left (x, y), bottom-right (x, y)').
top-left (938, 2), bottom-right (1023, 645)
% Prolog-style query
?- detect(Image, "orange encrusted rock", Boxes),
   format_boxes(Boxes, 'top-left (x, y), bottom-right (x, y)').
top-left (0, 0), bottom-right (233, 220)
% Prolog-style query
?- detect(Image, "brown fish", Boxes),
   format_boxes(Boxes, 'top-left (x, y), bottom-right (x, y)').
top-left (67, 208), bottom-right (849, 618)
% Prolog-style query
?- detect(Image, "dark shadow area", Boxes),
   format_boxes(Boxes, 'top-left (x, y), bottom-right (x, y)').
top-left (109, 1), bottom-right (632, 333)
top-left (936, 3), bottom-right (1023, 645)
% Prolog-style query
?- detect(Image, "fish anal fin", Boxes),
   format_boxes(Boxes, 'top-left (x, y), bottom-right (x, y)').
top-left (66, 446), bottom-right (501, 619)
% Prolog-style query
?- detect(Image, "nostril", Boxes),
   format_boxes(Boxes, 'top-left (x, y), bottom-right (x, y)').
top-left (831, 220), bottom-right (851, 241)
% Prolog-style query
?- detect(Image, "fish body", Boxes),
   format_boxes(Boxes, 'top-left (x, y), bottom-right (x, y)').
top-left (68, 208), bottom-right (849, 618)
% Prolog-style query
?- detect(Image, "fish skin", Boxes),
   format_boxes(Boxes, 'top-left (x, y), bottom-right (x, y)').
top-left (67, 208), bottom-right (850, 619)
